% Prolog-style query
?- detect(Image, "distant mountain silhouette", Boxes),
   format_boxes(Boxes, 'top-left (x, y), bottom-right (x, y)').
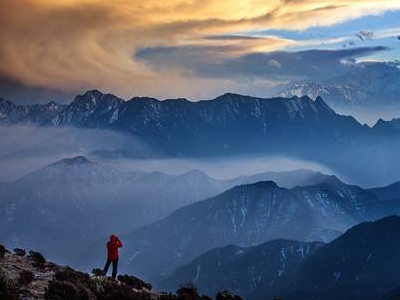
top-left (368, 181), bottom-right (400, 201)
top-left (49, 90), bottom-right (124, 127)
top-left (49, 155), bottom-right (94, 166)
top-left (2, 90), bottom-right (400, 185)
top-left (276, 62), bottom-right (400, 114)
top-left (222, 169), bottom-right (341, 189)
top-left (0, 97), bottom-right (65, 125)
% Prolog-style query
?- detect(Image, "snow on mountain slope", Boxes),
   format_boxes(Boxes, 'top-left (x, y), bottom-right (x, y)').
top-left (0, 97), bottom-right (65, 125)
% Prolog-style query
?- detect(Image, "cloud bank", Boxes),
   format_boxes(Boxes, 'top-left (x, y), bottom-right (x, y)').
top-left (136, 45), bottom-right (389, 80)
top-left (1, 0), bottom-right (400, 101)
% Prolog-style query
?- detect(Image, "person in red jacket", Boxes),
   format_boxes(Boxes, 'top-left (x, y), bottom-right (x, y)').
top-left (103, 234), bottom-right (122, 278)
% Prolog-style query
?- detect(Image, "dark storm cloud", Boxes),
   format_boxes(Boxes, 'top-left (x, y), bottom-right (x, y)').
top-left (136, 45), bottom-right (388, 80)
top-left (0, 76), bottom-right (75, 104)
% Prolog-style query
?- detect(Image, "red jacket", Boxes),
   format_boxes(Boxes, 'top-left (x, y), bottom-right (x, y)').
top-left (107, 235), bottom-right (122, 260)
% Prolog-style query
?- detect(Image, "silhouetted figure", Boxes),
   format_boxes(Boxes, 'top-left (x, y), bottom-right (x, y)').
top-left (103, 234), bottom-right (123, 278)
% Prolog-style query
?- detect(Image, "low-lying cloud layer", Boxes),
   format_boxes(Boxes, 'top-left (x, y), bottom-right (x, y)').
top-left (1, 0), bottom-right (400, 102)
top-left (0, 125), bottom-right (148, 181)
top-left (0, 125), bottom-right (335, 183)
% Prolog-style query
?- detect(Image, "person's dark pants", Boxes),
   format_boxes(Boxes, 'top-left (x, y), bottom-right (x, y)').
top-left (103, 258), bottom-right (118, 278)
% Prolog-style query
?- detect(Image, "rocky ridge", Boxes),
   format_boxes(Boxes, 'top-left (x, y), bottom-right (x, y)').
top-left (0, 244), bottom-right (243, 300)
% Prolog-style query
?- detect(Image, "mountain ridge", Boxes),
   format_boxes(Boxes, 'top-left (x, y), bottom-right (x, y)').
top-left (159, 239), bottom-right (324, 297)
top-left (0, 90), bottom-right (365, 128)
top-left (7, 89), bottom-right (399, 187)
top-left (275, 62), bottom-right (400, 117)
top-left (0, 97), bottom-right (65, 125)
top-left (0, 243), bottom-right (242, 300)
top-left (90, 175), bottom-right (385, 281)
top-left (3, 156), bottom-right (348, 267)
top-left (160, 215), bottom-right (400, 300)
top-left (3, 89), bottom-right (399, 131)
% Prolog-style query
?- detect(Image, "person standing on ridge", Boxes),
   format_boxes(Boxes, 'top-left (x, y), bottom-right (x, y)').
top-left (103, 234), bottom-right (123, 278)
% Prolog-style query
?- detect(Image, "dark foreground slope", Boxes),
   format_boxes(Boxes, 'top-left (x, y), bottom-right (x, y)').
top-left (0, 244), bottom-right (243, 300)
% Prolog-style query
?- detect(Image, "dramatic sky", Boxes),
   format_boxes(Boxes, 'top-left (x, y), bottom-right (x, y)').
top-left (1, 0), bottom-right (400, 103)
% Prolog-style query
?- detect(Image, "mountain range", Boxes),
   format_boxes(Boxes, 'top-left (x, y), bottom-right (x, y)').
top-left (2, 154), bottom-right (399, 277)
top-left (2, 88), bottom-right (400, 300)
top-left (3, 89), bottom-right (400, 138)
top-left (159, 215), bottom-right (400, 300)
top-left (2, 84), bottom-right (400, 300)
top-left (0, 155), bottom-right (353, 265)
top-left (275, 62), bottom-right (400, 122)
top-left (159, 239), bottom-right (324, 297)
top-left (0, 156), bottom-right (223, 264)
top-left (0, 97), bottom-right (65, 125)
top-left (2, 89), bottom-right (400, 185)
top-left (368, 181), bottom-right (400, 201)
top-left (82, 174), bottom-right (399, 282)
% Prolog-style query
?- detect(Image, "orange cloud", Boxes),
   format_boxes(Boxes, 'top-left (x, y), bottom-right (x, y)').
top-left (0, 0), bottom-right (399, 99)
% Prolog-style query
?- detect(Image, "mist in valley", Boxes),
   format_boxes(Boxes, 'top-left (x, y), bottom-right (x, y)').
top-left (0, 124), bottom-right (396, 187)
top-left (0, 125), bottom-right (150, 182)
top-left (0, 125), bottom-right (336, 183)
top-left (1, 124), bottom-right (400, 275)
